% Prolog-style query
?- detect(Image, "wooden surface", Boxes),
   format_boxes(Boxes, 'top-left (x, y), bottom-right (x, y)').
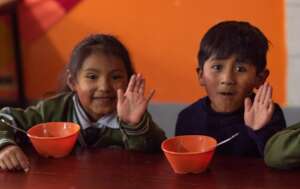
top-left (0, 148), bottom-right (299, 189)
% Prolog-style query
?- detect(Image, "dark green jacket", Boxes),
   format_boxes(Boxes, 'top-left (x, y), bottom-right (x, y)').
top-left (264, 122), bottom-right (300, 169)
top-left (0, 93), bottom-right (166, 152)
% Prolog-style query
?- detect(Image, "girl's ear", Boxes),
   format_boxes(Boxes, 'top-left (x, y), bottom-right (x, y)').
top-left (197, 67), bottom-right (205, 86)
top-left (66, 70), bottom-right (76, 91)
top-left (254, 69), bottom-right (269, 88)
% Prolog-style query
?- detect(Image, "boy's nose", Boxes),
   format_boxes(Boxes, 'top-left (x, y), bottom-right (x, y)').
top-left (220, 71), bottom-right (236, 85)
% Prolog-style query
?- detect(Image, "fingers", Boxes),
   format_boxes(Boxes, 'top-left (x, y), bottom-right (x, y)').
top-left (267, 99), bottom-right (275, 113)
top-left (126, 74), bottom-right (137, 93)
top-left (126, 74), bottom-right (145, 94)
top-left (15, 150), bottom-right (30, 172)
top-left (260, 83), bottom-right (270, 104)
top-left (117, 89), bottom-right (125, 103)
top-left (1, 158), bottom-right (12, 170)
top-left (125, 73), bottom-right (154, 103)
top-left (138, 80), bottom-right (145, 95)
top-left (265, 84), bottom-right (273, 104)
top-left (146, 89), bottom-right (155, 103)
top-left (244, 97), bottom-right (252, 112)
top-left (254, 83), bottom-right (273, 106)
top-left (260, 83), bottom-right (272, 106)
top-left (0, 159), bottom-right (7, 170)
top-left (254, 83), bottom-right (264, 105)
top-left (134, 74), bottom-right (144, 93)
top-left (0, 145), bottom-right (30, 172)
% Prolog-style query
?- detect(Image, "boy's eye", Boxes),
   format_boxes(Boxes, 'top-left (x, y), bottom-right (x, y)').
top-left (111, 74), bottom-right (124, 80)
top-left (211, 64), bottom-right (222, 71)
top-left (235, 66), bottom-right (247, 72)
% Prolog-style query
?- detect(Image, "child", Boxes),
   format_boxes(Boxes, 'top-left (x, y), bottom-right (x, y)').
top-left (264, 122), bottom-right (300, 169)
top-left (0, 34), bottom-right (166, 172)
top-left (175, 21), bottom-right (286, 157)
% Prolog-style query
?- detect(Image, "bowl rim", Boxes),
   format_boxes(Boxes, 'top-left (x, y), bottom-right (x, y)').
top-left (161, 135), bottom-right (217, 155)
top-left (27, 122), bottom-right (80, 140)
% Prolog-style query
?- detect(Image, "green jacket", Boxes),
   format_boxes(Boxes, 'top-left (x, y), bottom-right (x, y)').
top-left (264, 122), bottom-right (300, 169)
top-left (0, 93), bottom-right (166, 152)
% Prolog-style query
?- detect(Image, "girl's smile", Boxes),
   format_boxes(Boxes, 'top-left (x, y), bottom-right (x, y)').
top-left (68, 53), bottom-right (128, 121)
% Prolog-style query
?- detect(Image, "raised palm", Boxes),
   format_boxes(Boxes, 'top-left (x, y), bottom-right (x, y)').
top-left (117, 74), bottom-right (154, 126)
top-left (244, 83), bottom-right (274, 131)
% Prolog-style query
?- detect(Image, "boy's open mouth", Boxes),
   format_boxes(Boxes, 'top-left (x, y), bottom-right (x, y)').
top-left (219, 92), bottom-right (235, 96)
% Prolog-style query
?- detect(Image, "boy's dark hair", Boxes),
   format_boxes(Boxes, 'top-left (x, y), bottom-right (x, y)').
top-left (197, 21), bottom-right (269, 73)
top-left (64, 34), bottom-right (135, 91)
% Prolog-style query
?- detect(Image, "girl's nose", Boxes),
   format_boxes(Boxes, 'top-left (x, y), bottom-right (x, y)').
top-left (98, 78), bottom-right (111, 91)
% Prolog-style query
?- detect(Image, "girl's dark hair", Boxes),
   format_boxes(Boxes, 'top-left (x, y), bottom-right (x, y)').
top-left (197, 21), bottom-right (269, 73)
top-left (63, 34), bottom-right (135, 91)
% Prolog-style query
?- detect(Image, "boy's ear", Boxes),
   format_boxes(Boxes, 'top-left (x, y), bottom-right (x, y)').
top-left (197, 67), bottom-right (205, 86)
top-left (66, 70), bottom-right (76, 91)
top-left (254, 69), bottom-right (269, 88)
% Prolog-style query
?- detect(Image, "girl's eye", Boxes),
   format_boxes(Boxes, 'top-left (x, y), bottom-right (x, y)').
top-left (211, 64), bottom-right (222, 71)
top-left (235, 66), bottom-right (247, 72)
top-left (86, 74), bottom-right (97, 80)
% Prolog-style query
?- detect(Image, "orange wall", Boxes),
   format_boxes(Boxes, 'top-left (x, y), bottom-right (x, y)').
top-left (23, 0), bottom-right (286, 104)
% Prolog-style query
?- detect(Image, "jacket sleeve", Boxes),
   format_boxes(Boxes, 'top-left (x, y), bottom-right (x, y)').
top-left (119, 112), bottom-right (166, 152)
top-left (264, 122), bottom-right (300, 169)
top-left (245, 103), bottom-right (286, 156)
top-left (0, 93), bottom-right (73, 150)
top-left (0, 103), bottom-right (45, 149)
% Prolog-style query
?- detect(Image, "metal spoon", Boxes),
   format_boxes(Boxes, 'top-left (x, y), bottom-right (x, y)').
top-left (216, 132), bottom-right (239, 147)
top-left (0, 118), bottom-right (29, 136)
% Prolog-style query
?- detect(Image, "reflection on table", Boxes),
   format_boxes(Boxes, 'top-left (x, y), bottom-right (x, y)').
top-left (0, 147), bottom-right (299, 189)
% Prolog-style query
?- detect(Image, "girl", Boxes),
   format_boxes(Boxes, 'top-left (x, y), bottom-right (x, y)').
top-left (0, 34), bottom-right (166, 172)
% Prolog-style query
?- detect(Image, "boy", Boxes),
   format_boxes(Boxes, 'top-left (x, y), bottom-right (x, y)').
top-left (264, 122), bottom-right (300, 169)
top-left (175, 21), bottom-right (286, 157)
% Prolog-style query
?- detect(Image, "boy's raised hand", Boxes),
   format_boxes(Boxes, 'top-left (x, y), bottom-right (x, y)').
top-left (0, 145), bottom-right (30, 172)
top-left (244, 83), bottom-right (275, 131)
top-left (117, 74), bottom-right (155, 126)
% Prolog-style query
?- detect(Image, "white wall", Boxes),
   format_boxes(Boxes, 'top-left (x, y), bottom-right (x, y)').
top-left (286, 0), bottom-right (300, 106)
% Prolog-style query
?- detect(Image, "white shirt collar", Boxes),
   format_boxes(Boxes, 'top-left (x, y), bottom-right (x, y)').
top-left (72, 95), bottom-right (119, 130)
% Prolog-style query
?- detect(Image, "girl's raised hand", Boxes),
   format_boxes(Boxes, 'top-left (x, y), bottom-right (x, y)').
top-left (0, 145), bottom-right (30, 172)
top-left (244, 82), bottom-right (275, 131)
top-left (117, 74), bottom-right (155, 126)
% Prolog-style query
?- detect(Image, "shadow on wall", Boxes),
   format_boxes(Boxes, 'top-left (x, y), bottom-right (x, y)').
top-left (149, 103), bottom-right (300, 138)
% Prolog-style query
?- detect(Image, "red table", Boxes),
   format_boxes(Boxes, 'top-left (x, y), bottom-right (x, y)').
top-left (0, 148), bottom-right (299, 189)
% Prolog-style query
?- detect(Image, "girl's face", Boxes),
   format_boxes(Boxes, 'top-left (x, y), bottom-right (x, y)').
top-left (69, 54), bottom-right (129, 121)
top-left (198, 55), bottom-right (267, 113)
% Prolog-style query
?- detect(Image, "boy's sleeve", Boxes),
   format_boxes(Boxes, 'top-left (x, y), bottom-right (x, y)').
top-left (246, 103), bottom-right (286, 156)
top-left (264, 123), bottom-right (300, 169)
top-left (119, 112), bottom-right (166, 152)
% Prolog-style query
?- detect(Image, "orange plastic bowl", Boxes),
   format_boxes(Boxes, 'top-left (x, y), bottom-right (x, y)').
top-left (27, 122), bottom-right (80, 158)
top-left (161, 135), bottom-right (217, 174)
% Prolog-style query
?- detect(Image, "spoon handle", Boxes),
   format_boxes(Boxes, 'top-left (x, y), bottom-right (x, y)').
top-left (216, 132), bottom-right (239, 147)
top-left (0, 118), bottom-right (28, 135)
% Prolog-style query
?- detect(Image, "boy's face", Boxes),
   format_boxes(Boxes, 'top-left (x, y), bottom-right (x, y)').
top-left (68, 54), bottom-right (129, 121)
top-left (198, 55), bottom-right (267, 113)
